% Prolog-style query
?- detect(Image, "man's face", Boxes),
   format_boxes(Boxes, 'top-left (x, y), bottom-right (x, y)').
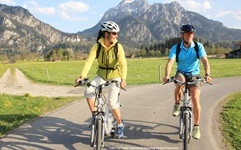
top-left (181, 32), bottom-right (195, 43)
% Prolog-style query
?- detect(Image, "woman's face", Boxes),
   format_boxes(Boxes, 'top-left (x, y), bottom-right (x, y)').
top-left (105, 32), bottom-right (118, 44)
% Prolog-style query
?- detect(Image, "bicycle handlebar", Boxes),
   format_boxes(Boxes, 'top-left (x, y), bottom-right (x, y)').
top-left (163, 76), bottom-right (212, 85)
top-left (75, 78), bottom-right (127, 91)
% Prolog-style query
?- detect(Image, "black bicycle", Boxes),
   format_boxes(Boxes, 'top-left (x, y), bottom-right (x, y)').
top-left (76, 79), bottom-right (125, 150)
top-left (164, 75), bottom-right (212, 150)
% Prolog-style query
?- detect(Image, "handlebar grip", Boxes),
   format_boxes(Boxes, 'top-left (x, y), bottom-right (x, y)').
top-left (75, 78), bottom-right (89, 87)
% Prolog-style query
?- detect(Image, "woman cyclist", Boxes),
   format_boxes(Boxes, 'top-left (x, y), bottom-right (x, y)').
top-left (76, 21), bottom-right (127, 138)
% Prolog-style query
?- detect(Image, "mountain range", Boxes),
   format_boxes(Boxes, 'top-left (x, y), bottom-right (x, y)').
top-left (1, 0), bottom-right (241, 56)
top-left (80, 0), bottom-right (241, 47)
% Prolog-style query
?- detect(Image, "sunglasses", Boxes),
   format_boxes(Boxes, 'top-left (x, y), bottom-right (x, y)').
top-left (111, 32), bottom-right (118, 35)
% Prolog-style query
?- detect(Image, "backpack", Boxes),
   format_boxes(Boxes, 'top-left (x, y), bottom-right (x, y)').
top-left (96, 42), bottom-right (119, 59)
top-left (176, 41), bottom-right (199, 62)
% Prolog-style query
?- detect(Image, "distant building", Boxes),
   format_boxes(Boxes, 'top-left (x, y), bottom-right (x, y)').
top-left (225, 41), bottom-right (241, 58)
top-left (235, 41), bottom-right (241, 50)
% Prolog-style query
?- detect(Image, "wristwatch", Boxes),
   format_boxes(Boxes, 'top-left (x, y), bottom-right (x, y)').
top-left (205, 73), bottom-right (210, 77)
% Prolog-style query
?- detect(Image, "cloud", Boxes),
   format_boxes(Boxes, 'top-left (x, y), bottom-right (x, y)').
top-left (59, 1), bottom-right (89, 13)
top-left (233, 11), bottom-right (241, 21)
top-left (30, 7), bottom-right (55, 16)
top-left (0, 0), bottom-right (15, 5)
top-left (166, 0), bottom-right (212, 12)
top-left (216, 10), bottom-right (232, 17)
top-left (58, 1), bottom-right (89, 22)
top-left (25, 1), bottom-right (38, 7)
top-left (20, 1), bottom-right (55, 16)
top-left (181, 0), bottom-right (212, 12)
top-left (59, 11), bottom-right (88, 22)
top-left (215, 10), bottom-right (241, 21)
top-left (14, 0), bottom-right (89, 22)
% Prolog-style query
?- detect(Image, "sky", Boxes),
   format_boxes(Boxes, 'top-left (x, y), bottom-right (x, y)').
top-left (1, 0), bottom-right (241, 33)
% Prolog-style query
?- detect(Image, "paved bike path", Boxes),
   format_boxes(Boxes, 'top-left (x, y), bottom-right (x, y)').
top-left (0, 76), bottom-right (241, 149)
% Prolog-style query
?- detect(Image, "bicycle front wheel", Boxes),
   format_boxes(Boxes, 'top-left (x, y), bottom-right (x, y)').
top-left (96, 118), bottom-right (102, 150)
top-left (183, 112), bottom-right (189, 150)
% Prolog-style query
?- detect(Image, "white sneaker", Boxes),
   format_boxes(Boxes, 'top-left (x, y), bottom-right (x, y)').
top-left (193, 126), bottom-right (201, 139)
top-left (172, 104), bottom-right (180, 116)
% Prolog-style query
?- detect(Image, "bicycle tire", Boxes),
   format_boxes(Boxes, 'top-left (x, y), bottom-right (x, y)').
top-left (105, 108), bottom-right (114, 136)
top-left (183, 112), bottom-right (189, 150)
top-left (96, 118), bottom-right (102, 150)
top-left (90, 124), bottom-right (95, 147)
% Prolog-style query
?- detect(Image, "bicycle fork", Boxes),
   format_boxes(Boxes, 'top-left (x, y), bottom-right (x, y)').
top-left (179, 108), bottom-right (193, 140)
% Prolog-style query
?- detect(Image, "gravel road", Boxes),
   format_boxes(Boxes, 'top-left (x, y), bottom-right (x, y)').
top-left (0, 69), bottom-right (84, 97)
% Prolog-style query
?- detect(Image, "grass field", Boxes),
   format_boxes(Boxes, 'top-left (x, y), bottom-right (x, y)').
top-left (2, 58), bottom-right (241, 86)
top-left (0, 94), bottom-right (78, 136)
top-left (221, 92), bottom-right (241, 150)
top-left (0, 58), bottom-right (241, 148)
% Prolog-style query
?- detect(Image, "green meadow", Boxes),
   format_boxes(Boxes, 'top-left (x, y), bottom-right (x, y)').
top-left (0, 94), bottom-right (78, 137)
top-left (2, 58), bottom-right (241, 86)
top-left (0, 58), bottom-right (241, 148)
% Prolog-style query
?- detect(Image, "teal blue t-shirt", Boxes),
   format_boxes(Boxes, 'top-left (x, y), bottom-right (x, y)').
top-left (169, 41), bottom-right (207, 76)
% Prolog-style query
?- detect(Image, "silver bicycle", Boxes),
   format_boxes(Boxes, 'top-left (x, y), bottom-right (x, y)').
top-left (76, 79), bottom-right (125, 150)
top-left (164, 75), bottom-right (212, 150)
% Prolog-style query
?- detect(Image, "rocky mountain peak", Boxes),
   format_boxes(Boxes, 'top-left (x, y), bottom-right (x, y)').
top-left (101, 0), bottom-right (150, 21)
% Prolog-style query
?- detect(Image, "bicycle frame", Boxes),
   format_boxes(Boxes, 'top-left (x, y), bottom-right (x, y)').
top-left (76, 79), bottom-right (122, 150)
top-left (164, 74), bottom-right (211, 150)
top-left (178, 76), bottom-right (194, 150)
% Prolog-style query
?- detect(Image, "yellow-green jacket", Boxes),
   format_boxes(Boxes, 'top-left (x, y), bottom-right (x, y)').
top-left (81, 37), bottom-right (127, 80)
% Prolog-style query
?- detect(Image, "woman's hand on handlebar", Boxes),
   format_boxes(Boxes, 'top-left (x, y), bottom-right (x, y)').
top-left (75, 76), bottom-right (84, 84)
top-left (75, 76), bottom-right (88, 86)
top-left (120, 79), bottom-right (126, 89)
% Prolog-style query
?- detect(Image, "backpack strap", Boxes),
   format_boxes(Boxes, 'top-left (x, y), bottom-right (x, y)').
top-left (176, 43), bottom-right (181, 62)
top-left (176, 41), bottom-right (199, 62)
top-left (114, 42), bottom-right (118, 59)
top-left (96, 42), bottom-right (118, 59)
top-left (96, 42), bottom-right (101, 59)
top-left (194, 41), bottom-right (199, 59)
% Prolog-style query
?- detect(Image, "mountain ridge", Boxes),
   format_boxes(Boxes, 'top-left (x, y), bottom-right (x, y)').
top-left (79, 0), bottom-right (241, 47)
top-left (0, 0), bottom-right (241, 57)
top-left (0, 3), bottom-right (82, 54)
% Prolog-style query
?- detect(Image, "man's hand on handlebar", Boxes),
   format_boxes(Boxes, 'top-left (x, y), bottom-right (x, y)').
top-left (163, 76), bottom-right (169, 83)
top-left (205, 76), bottom-right (212, 83)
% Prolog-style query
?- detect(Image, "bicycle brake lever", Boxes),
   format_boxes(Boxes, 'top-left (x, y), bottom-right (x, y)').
top-left (207, 82), bottom-right (213, 85)
top-left (121, 87), bottom-right (127, 91)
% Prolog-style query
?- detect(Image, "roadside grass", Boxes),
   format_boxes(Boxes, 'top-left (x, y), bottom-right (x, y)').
top-left (0, 64), bottom-right (9, 78)
top-left (0, 94), bottom-right (79, 137)
top-left (221, 92), bottom-right (241, 150)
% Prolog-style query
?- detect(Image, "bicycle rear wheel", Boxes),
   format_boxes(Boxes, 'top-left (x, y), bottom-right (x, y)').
top-left (105, 108), bottom-right (114, 136)
top-left (183, 112), bottom-right (189, 150)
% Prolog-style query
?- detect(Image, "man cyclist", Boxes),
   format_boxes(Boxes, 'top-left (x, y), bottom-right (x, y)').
top-left (76, 21), bottom-right (127, 138)
top-left (163, 24), bottom-right (212, 139)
